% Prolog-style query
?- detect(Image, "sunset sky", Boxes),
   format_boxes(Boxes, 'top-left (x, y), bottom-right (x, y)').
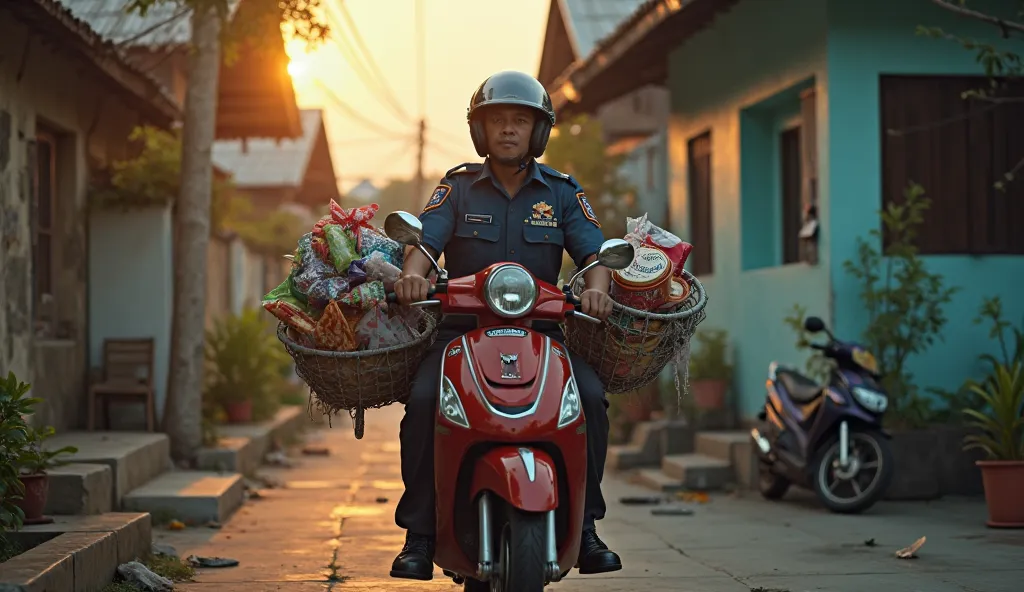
top-left (286, 0), bottom-right (549, 193)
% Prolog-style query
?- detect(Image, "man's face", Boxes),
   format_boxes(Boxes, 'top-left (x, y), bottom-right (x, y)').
top-left (482, 105), bottom-right (536, 165)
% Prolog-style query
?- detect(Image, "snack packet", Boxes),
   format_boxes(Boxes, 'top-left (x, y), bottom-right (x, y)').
top-left (625, 214), bottom-right (693, 275)
top-left (364, 251), bottom-right (402, 291)
top-left (337, 280), bottom-right (386, 313)
top-left (262, 278), bottom-right (316, 334)
top-left (355, 304), bottom-right (417, 349)
top-left (307, 276), bottom-right (355, 311)
top-left (315, 300), bottom-right (358, 351)
top-left (324, 225), bottom-right (360, 272)
top-left (358, 226), bottom-right (404, 268)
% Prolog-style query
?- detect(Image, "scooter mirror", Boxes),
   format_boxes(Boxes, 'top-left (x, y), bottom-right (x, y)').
top-left (384, 211), bottom-right (424, 246)
top-left (597, 239), bottom-right (635, 271)
top-left (804, 316), bottom-right (826, 333)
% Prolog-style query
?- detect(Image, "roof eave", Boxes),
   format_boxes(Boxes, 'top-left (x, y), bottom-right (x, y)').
top-left (554, 0), bottom-right (737, 117)
top-left (14, 0), bottom-right (181, 125)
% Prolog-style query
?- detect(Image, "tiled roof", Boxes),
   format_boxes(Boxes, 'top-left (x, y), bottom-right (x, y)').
top-left (212, 109), bottom-right (326, 188)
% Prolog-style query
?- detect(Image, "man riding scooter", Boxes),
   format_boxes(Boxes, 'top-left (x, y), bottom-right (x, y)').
top-left (390, 70), bottom-right (623, 580)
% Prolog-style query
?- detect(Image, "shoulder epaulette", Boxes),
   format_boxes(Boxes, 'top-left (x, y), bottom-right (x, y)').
top-left (537, 163), bottom-right (570, 180)
top-left (445, 162), bottom-right (483, 178)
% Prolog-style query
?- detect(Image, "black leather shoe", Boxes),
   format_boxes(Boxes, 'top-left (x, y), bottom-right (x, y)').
top-left (390, 532), bottom-right (435, 581)
top-left (576, 529), bottom-right (622, 574)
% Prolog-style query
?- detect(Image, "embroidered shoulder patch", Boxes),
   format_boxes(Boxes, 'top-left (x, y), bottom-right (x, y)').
top-left (423, 183), bottom-right (452, 213)
top-left (575, 192), bottom-right (601, 228)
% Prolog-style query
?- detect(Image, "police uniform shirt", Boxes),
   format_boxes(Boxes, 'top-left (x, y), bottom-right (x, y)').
top-left (417, 159), bottom-right (605, 287)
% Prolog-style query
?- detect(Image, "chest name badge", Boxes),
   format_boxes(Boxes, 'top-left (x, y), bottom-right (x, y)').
top-left (529, 201), bottom-right (558, 228)
top-left (465, 213), bottom-right (492, 224)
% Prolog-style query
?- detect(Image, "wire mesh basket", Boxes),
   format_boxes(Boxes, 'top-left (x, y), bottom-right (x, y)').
top-left (276, 310), bottom-right (439, 439)
top-left (563, 270), bottom-right (708, 395)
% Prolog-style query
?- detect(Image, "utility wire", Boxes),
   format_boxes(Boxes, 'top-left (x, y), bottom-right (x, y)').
top-left (327, 0), bottom-right (412, 124)
top-left (316, 80), bottom-right (410, 139)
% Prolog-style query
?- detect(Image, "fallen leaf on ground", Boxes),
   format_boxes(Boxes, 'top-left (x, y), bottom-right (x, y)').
top-left (895, 536), bottom-right (926, 559)
top-left (167, 520), bottom-right (185, 531)
top-left (864, 538), bottom-right (876, 547)
top-left (676, 491), bottom-right (710, 504)
top-left (375, 497), bottom-right (389, 504)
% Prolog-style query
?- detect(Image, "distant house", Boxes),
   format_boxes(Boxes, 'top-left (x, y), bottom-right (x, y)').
top-left (346, 180), bottom-right (380, 204)
top-left (0, 0), bottom-right (179, 430)
top-left (537, 0), bottom-right (670, 226)
top-left (213, 109), bottom-right (340, 218)
top-left (557, 0), bottom-right (1024, 420)
top-left (69, 0), bottom-right (302, 140)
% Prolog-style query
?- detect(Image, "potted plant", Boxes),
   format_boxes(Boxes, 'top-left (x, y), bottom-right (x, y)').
top-left (15, 426), bottom-right (77, 525)
top-left (962, 361), bottom-right (1024, 528)
top-left (688, 329), bottom-right (733, 410)
top-left (205, 309), bottom-right (284, 424)
top-left (1, 372), bottom-right (39, 533)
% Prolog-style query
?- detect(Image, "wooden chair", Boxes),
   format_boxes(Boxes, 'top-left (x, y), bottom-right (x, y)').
top-left (87, 338), bottom-right (157, 431)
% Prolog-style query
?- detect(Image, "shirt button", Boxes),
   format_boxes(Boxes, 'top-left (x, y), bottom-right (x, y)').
top-left (473, 231), bottom-right (479, 236)
top-left (544, 234), bottom-right (549, 240)
top-left (510, 249), bottom-right (516, 255)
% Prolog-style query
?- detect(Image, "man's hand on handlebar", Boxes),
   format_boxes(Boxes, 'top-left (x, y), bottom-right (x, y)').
top-left (394, 274), bottom-right (432, 305)
top-left (580, 288), bottom-right (614, 321)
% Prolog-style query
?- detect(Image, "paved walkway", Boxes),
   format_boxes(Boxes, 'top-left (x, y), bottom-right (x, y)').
top-left (159, 405), bottom-right (1024, 592)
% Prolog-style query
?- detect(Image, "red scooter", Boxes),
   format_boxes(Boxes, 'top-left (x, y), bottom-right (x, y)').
top-left (384, 212), bottom-right (634, 591)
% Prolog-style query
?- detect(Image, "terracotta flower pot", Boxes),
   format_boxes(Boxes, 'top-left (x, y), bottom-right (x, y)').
top-left (690, 379), bottom-right (728, 410)
top-left (15, 474), bottom-right (49, 523)
top-left (223, 400), bottom-right (253, 424)
top-left (977, 460), bottom-right (1024, 528)
top-left (623, 388), bottom-right (658, 423)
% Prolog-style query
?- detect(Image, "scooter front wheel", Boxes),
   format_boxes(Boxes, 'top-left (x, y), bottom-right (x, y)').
top-left (811, 429), bottom-right (893, 514)
top-left (496, 508), bottom-right (547, 592)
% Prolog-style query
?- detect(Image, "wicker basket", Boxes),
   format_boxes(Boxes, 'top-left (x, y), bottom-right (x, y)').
top-left (276, 311), bottom-right (439, 438)
top-left (563, 270), bottom-right (708, 395)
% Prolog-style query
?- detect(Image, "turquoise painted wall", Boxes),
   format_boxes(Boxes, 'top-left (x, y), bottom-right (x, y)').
top-left (827, 0), bottom-right (1024, 400)
top-left (666, 0), bottom-right (831, 418)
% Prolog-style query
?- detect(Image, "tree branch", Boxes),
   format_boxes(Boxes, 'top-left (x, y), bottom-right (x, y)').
top-left (930, 0), bottom-right (1024, 36)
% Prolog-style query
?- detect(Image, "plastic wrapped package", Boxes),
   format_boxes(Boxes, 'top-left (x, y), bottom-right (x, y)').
top-left (358, 227), bottom-right (404, 268)
top-left (347, 259), bottom-right (368, 285)
top-left (262, 279), bottom-right (316, 334)
top-left (307, 276), bottom-right (355, 311)
top-left (355, 304), bottom-right (418, 350)
top-left (324, 225), bottom-right (360, 272)
top-left (331, 201), bottom-right (379, 230)
top-left (364, 251), bottom-right (401, 291)
top-left (315, 301), bottom-right (358, 351)
top-left (337, 280), bottom-right (386, 313)
top-left (625, 214), bottom-right (693, 276)
top-left (293, 248), bottom-right (338, 296)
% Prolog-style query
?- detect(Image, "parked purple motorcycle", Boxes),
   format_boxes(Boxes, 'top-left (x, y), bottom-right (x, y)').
top-left (752, 316), bottom-right (894, 513)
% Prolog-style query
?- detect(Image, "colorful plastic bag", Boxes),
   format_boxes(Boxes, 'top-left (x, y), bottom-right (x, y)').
top-left (337, 280), bottom-right (386, 313)
top-left (307, 276), bottom-right (355, 311)
top-left (324, 225), bottom-right (360, 273)
top-left (358, 227), bottom-right (403, 269)
top-left (355, 304), bottom-right (417, 350)
top-left (263, 278), bottom-right (316, 335)
top-left (315, 300), bottom-right (358, 351)
top-left (625, 214), bottom-right (692, 276)
top-left (364, 251), bottom-right (402, 292)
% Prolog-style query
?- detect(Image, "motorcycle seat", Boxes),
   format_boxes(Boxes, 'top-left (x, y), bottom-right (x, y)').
top-left (777, 369), bottom-right (822, 404)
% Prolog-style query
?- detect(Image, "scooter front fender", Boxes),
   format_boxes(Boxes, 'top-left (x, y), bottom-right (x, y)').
top-left (469, 446), bottom-right (558, 512)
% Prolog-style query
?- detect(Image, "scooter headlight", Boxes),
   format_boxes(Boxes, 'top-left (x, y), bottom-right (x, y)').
top-left (439, 377), bottom-right (470, 428)
top-left (557, 377), bottom-right (582, 429)
top-left (851, 386), bottom-right (888, 414)
top-left (484, 264), bottom-right (537, 318)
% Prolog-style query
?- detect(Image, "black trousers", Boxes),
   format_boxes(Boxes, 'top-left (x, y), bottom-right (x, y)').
top-left (395, 323), bottom-right (610, 536)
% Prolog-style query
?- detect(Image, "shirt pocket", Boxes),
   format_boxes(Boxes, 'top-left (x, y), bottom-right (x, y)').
top-left (522, 225), bottom-right (565, 247)
top-left (454, 223), bottom-right (501, 243)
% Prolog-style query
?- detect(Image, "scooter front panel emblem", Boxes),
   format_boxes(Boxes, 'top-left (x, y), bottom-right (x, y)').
top-left (500, 353), bottom-right (521, 380)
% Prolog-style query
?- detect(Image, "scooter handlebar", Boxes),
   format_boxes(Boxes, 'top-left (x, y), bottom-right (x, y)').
top-left (385, 284), bottom-right (444, 306)
top-left (563, 293), bottom-right (602, 324)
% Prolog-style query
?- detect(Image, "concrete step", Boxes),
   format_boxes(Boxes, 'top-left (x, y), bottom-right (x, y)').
top-left (197, 405), bottom-right (308, 475)
top-left (45, 463), bottom-right (113, 515)
top-left (633, 468), bottom-right (685, 493)
top-left (43, 432), bottom-right (171, 510)
top-left (696, 430), bottom-right (758, 489)
top-left (661, 453), bottom-right (732, 491)
top-left (122, 471), bottom-right (245, 525)
top-left (606, 444), bottom-right (649, 471)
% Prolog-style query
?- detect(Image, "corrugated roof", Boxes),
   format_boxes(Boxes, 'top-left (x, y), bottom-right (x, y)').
top-left (212, 109), bottom-right (326, 187)
top-left (560, 0), bottom-right (648, 58)
top-left (63, 0), bottom-right (241, 47)
top-left (5, 0), bottom-right (179, 122)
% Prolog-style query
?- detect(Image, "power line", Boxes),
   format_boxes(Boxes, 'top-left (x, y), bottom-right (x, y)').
top-left (316, 80), bottom-right (410, 139)
top-left (328, 0), bottom-right (412, 124)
